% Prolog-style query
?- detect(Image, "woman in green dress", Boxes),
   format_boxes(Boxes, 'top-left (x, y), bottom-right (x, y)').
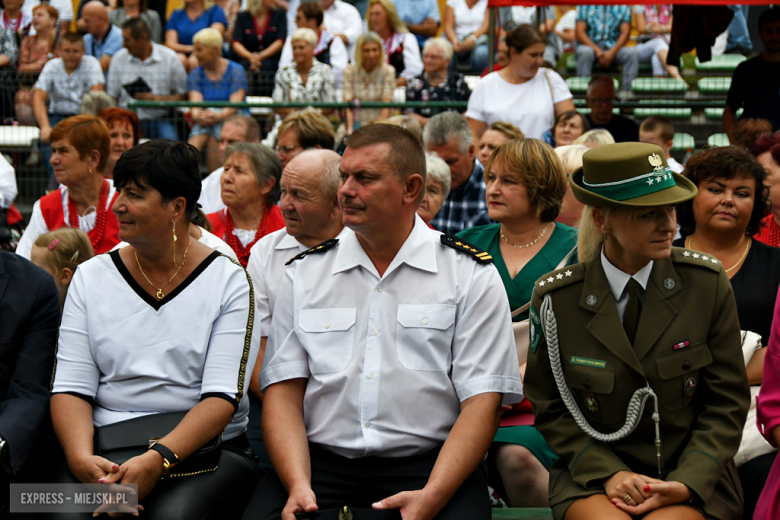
top-left (457, 138), bottom-right (577, 508)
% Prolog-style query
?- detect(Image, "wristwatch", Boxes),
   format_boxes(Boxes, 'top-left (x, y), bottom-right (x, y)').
top-left (148, 440), bottom-right (179, 477)
top-left (0, 435), bottom-right (11, 475)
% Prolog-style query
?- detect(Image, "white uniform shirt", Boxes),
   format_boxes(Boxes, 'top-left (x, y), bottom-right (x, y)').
top-left (52, 251), bottom-right (260, 440)
top-left (322, 0), bottom-right (363, 61)
top-left (601, 248), bottom-right (653, 322)
top-left (261, 216), bottom-right (523, 458)
top-left (16, 183), bottom-right (117, 259)
top-left (246, 227), bottom-right (348, 336)
top-left (198, 167), bottom-right (225, 214)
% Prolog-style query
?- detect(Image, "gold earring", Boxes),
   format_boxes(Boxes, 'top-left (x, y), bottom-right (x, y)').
top-left (172, 221), bottom-right (178, 265)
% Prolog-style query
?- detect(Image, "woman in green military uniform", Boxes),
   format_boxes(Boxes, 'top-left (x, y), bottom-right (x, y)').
top-left (457, 138), bottom-right (577, 508)
top-left (524, 142), bottom-right (750, 520)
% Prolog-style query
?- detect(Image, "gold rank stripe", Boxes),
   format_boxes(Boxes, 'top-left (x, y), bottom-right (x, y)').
top-left (476, 252), bottom-right (492, 260)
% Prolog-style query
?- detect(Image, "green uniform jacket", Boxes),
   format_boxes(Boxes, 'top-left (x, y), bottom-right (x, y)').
top-left (525, 248), bottom-right (750, 520)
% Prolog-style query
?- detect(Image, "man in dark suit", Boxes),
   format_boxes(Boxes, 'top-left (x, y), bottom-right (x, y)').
top-left (0, 251), bottom-right (60, 514)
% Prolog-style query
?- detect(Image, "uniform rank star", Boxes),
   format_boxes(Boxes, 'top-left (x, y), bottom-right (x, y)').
top-left (683, 251), bottom-right (691, 257)
top-left (711, 258), bottom-right (718, 263)
top-left (646, 178), bottom-right (655, 186)
top-left (539, 280), bottom-right (546, 286)
top-left (547, 277), bottom-right (554, 283)
top-left (565, 270), bottom-right (572, 276)
top-left (701, 256), bottom-right (709, 261)
top-left (556, 273), bottom-right (564, 280)
top-left (693, 253), bottom-right (700, 258)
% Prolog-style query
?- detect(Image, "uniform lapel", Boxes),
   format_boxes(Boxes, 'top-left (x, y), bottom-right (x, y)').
top-left (633, 257), bottom-right (681, 361)
top-left (580, 261), bottom-right (645, 376)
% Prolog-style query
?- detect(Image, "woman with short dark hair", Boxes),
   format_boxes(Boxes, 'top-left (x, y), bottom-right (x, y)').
top-left (51, 140), bottom-right (260, 519)
top-left (545, 110), bottom-right (590, 148)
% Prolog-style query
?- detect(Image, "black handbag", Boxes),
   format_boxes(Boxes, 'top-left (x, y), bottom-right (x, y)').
top-left (93, 411), bottom-right (223, 478)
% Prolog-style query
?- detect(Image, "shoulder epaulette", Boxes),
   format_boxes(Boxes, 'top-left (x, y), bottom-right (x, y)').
top-left (440, 234), bottom-right (493, 263)
top-left (671, 246), bottom-right (722, 272)
top-left (285, 238), bottom-right (339, 266)
top-left (534, 262), bottom-right (585, 297)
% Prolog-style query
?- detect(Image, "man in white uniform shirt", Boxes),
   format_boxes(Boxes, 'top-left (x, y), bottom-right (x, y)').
top-left (244, 149), bottom-right (345, 475)
top-left (259, 124), bottom-right (523, 520)
top-left (198, 115), bottom-right (261, 214)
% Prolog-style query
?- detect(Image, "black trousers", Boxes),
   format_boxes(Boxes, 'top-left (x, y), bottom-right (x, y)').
top-left (47, 435), bottom-right (260, 520)
top-left (254, 444), bottom-right (490, 520)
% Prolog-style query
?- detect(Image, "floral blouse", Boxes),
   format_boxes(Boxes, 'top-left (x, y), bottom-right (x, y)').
top-left (18, 34), bottom-right (53, 72)
top-left (405, 71), bottom-right (471, 118)
top-left (634, 4), bottom-right (672, 43)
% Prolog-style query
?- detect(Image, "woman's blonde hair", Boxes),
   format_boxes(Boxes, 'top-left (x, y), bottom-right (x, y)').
top-left (488, 121), bottom-right (525, 141)
top-left (291, 27), bottom-right (318, 47)
top-left (367, 0), bottom-right (407, 34)
top-left (573, 128), bottom-right (615, 147)
top-left (577, 206), bottom-right (646, 263)
top-left (245, 0), bottom-right (264, 16)
top-left (555, 144), bottom-right (589, 176)
top-left (485, 138), bottom-right (568, 222)
top-left (192, 27), bottom-right (222, 48)
top-left (33, 228), bottom-right (94, 273)
top-left (354, 32), bottom-right (385, 71)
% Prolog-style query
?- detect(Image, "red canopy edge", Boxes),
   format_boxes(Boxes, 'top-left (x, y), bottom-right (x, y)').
top-left (489, 0), bottom-right (774, 5)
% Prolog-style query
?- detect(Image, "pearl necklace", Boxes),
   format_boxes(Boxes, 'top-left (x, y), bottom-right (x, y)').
top-left (500, 223), bottom-right (551, 249)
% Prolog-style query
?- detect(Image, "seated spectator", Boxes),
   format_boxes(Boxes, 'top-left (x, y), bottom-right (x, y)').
top-left (232, 0), bottom-right (286, 97)
top-left (17, 115), bottom-right (120, 259)
top-left (750, 133), bottom-right (780, 248)
top-left (394, 0), bottom-right (440, 47)
top-left (634, 4), bottom-right (682, 80)
top-left (554, 143), bottom-right (588, 227)
top-left (342, 32), bottom-right (395, 134)
top-left (245, 148), bottom-right (344, 474)
top-left (107, 18), bottom-right (187, 141)
top-left (213, 0), bottom-right (239, 42)
top-left (97, 107), bottom-right (139, 178)
top-left (0, 250), bottom-right (59, 512)
top-left (676, 147), bottom-right (780, 520)
top-left (275, 108), bottom-right (335, 168)
top-left (0, 19), bottom-right (19, 118)
top-left (554, 5), bottom-right (576, 54)
top-left (30, 227), bottom-right (93, 307)
top-left (384, 114), bottom-right (422, 141)
top-left (639, 115), bottom-right (683, 173)
top-left (208, 143), bottom-right (285, 266)
top-left (22, 0), bottom-right (73, 36)
top-left (33, 32), bottom-right (104, 189)
top-left (367, 0), bottom-right (422, 86)
top-left (279, 3), bottom-right (345, 88)
top-left (467, 25), bottom-right (574, 142)
top-left (0, 0), bottom-right (32, 35)
top-left (733, 118), bottom-right (774, 150)
top-left (272, 28), bottom-right (335, 117)
top-left (444, 0), bottom-right (488, 75)
top-left (188, 28), bottom-right (247, 173)
top-left (50, 141), bottom-right (261, 519)
top-left (165, 0), bottom-right (227, 71)
top-left (724, 8), bottom-right (780, 138)
top-left (199, 115), bottom-right (262, 214)
top-left (583, 75), bottom-right (638, 143)
top-left (501, 4), bottom-right (559, 67)
top-left (405, 37), bottom-right (471, 128)
top-left (82, 1), bottom-right (124, 73)
top-left (109, 0), bottom-right (163, 43)
top-left (457, 138), bottom-right (575, 510)
top-left (417, 151), bottom-right (451, 226)
top-left (544, 109), bottom-right (589, 148)
top-left (14, 4), bottom-right (58, 127)
top-left (477, 120), bottom-right (524, 166)
top-left (572, 127), bottom-right (615, 148)
top-left (319, 0), bottom-right (362, 62)
top-left (481, 35), bottom-right (509, 76)
top-left (424, 111), bottom-right (489, 234)
top-left (575, 5), bottom-right (638, 90)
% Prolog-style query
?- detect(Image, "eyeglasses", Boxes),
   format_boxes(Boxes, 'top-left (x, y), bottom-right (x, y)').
top-left (276, 144), bottom-right (302, 155)
top-left (422, 54), bottom-right (444, 60)
top-left (588, 97), bottom-right (616, 105)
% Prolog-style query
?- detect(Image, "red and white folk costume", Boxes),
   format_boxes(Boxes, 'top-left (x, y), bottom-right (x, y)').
top-left (208, 204), bottom-right (285, 267)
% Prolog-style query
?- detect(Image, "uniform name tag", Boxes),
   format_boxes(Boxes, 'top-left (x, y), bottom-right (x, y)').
top-left (570, 356), bottom-right (607, 369)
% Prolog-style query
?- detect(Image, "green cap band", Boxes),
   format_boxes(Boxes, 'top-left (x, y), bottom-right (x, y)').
top-left (583, 168), bottom-right (677, 201)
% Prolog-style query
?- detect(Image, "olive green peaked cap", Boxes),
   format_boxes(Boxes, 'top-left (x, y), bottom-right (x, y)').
top-left (570, 142), bottom-right (697, 208)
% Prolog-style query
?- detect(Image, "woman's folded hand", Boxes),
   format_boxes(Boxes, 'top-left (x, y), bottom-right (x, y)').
top-left (70, 455), bottom-right (120, 485)
top-left (612, 480), bottom-right (692, 515)
top-left (104, 451), bottom-right (166, 501)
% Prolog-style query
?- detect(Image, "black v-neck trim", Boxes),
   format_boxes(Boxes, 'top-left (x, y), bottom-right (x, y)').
top-left (110, 250), bottom-right (222, 311)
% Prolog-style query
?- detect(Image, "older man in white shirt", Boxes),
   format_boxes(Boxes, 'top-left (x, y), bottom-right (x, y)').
top-left (244, 149), bottom-right (344, 475)
top-left (258, 124), bottom-right (522, 520)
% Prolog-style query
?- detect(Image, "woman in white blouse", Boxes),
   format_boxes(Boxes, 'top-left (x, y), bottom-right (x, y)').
top-left (466, 24), bottom-right (575, 143)
top-left (444, 0), bottom-right (489, 74)
top-left (365, 0), bottom-right (421, 87)
top-left (50, 140), bottom-right (260, 519)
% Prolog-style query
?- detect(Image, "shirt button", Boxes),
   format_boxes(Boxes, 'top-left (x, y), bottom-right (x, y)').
top-left (683, 360), bottom-right (691, 370)
top-left (367, 373), bottom-right (374, 379)
top-left (423, 318), bottom-right (429, 325)
top-left (372, 330), bottom-right (378, 335)
top-left (324, 323), bottom-right (330, 329)
top-left (377, 286), bottom-right (383, 292)
top-left (365, 422), bottom-right (371, 428)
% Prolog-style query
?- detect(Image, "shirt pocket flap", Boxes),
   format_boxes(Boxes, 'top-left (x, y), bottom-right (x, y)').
top-left (655, 341), bottom-right (713, 380)
top-left (298, 308), bottom-right (356, 333)
top-left (564, 363), bottom-right (615, 394)
top-left (396, 304), bottom-right (456, 330)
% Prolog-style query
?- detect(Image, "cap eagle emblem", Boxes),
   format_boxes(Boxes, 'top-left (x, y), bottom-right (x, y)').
top-left (648, 153), bottom-right (665, 175)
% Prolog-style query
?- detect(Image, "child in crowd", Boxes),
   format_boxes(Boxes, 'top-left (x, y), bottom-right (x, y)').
top-left (639, 115), bottom-right (684, 172)
top-left (30, 228), bottom-right (93, 308)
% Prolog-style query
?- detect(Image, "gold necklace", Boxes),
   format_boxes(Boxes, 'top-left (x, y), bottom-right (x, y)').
top-left (500, 223), bottom-right (550, 249)
top-left (687, 235), bottom-right (751, 273)
top-left (135, 239), bottom-right (192, 300)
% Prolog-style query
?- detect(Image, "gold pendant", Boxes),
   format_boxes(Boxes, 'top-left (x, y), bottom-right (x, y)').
top-left (156, 289), bottom-right (164, 300)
